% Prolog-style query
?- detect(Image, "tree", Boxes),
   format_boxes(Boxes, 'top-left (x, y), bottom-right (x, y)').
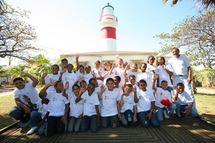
top-left (0, 3), bottom-right (39, 61)
top-left (163, 0), bottom-right (215, 9)
top-left (0, 0), bottom-right (4, 9)
top-left (155, 10), bottom-right (215, 69)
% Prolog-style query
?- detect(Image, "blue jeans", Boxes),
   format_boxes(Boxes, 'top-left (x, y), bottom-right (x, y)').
top-left (38, 121), bottom-right (46, 135)
top-left (121, 110), bottom-right (134, 126)
top-left (67, 116), bottom-right (82, 132)
top-left (9, 106), bottom-right (31, 123)
top-left (80, 115), bottom-right (98, 133)
top-left (155, 103), bottom-right (176, 121)
top-left (101, 114), bottom-right (118, 128)
top-left (174, 102), bottom-right (199, 118)
top-left (138, 111), bottom-right (160, 127)
top-left (29, 110), bottom-right (42, 127)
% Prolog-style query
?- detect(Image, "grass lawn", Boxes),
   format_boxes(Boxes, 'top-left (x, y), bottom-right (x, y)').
top-left (0, 95), bottom-right (16, 130)
top-left (0, 91), bottom-right (214, 130)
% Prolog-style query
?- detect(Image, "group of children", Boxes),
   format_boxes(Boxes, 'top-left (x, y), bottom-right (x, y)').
top-left (9, 54), bottom-right (199, 136)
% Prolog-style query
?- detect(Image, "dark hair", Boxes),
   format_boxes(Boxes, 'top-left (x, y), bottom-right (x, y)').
top-left (156, 56), bottom-right (166, 66)
top-left (13, 77), bottom-right (24, 83)
top-left (177, 82), bottom-right (184, 87)
top-left (129, 74), bottom-right (136, 79)
top-left (147, 56), bottom-right (155, 63)
top-left (161, 80), bottom-right (168, 84)
top-left (79, 65), bottom-right (84, 68)
top-left (106, 78), bottom-right (114, 83)
top-left (52, 64), bottom-right (59, 70)
top-left (72, 84), bottom-right (80, 90)
top-left (125, 83), bottom-right (132, 88)
top-left (114, 76), bottom-right (121, 82)
top-left (172, 47), bottom-right (180, 53)
top-left (89, 77), bottom-right (97, 83)
top-left (80, 80), bottom-right (87, 84)
top-left (61, 58), bottom-right (68, 63)
top-left (68, 63), bottom-right (73, 67)
top-left (54, 81), bottom-right (62, 88)
top-left (140, 62), bottom-right (147, 69)
top-left (138, 79), bottom-right (147, 86)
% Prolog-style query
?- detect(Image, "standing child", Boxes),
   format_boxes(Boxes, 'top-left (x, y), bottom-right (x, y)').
top-left (99, 78), bottom-right (121, 128)
top-left (67, 84), bottom-right (84, 132)
top-left (152, 75), bottom-right (176, 121)
top-left (9, 73), bottom-right (40, 128)
top-left (135, 79), bottom-right (160, 127)
top-left (39, 81), bottom-right (69, 136)
top-left (76, 83), bottom-right (100, 133)
top-left (119, 84), bottom-right (137, 127)
top-left (173, 83), bottom-right (199, 118)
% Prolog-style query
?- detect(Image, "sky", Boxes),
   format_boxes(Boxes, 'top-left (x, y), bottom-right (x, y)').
top-left (3, 0), bottom-right (200, 64)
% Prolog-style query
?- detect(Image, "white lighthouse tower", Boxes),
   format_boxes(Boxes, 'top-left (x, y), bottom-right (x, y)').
top-left (99, 3), bottom-right (118, 51)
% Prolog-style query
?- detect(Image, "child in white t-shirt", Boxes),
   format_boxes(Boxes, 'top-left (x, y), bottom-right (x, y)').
top-left (67, 84), bottom-right (84, 132)
top-left (39, 80), bottom-right (69, 136)
top-left (76, 83), bottom-right (100, 133)
top-left (119, 84), bottom-right (137, 127)
top-left (99, 78), bottom-right (121, 128)
top-left (136, 79), bottom-right (160, 127)
top-left (152, 75), bottom-right (176, 121)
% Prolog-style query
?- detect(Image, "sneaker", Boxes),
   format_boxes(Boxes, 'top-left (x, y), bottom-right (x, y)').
top-left (17, 121), bottom-right (29, 128)
top-left (27, 127), bottom-right (37, 135)
top-left (163, 110), bottom-right (170, 119)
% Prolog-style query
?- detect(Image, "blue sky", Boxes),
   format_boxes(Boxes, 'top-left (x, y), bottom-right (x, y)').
top-left (5, 0), bottom-right (200, 60)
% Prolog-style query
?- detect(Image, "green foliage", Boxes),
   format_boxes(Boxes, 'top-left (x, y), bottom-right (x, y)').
top-left (194, 68), bottom-right (215, 86)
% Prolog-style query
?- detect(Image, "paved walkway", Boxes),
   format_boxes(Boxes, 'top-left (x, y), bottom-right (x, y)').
top-left (0, 117), bottom-right (214, 143)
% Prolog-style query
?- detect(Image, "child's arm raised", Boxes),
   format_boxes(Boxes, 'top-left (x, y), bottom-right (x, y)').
top-left (21, 73), bottom-right (39, 87)
top-left (39, 80), bottom-right (56, 98)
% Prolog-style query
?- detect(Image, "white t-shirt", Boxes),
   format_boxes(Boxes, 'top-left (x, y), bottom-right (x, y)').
top-left (114, 67), bottom-right (125, 86)
top-left (81, 91), bottom-right (99, 116)
top-left (120, 92), bottom-right (136, 113)
top-left (102, 70), bottom-right (116, 85)
top-left (136, 72), bottom-right (154, 90)
top-left (62, 72), bottom-right (77, 94)
top-left (47, 91), bottom-right (69, 117)
top-left (146, 64), bottom-right (157, 74)
top-left (76, 70), bottom-right (84, 80)
top-left (126, 70), bottom-right (139, 79)
top-left (68, 93), bottom-right (84, 118)
top-left (14, 82), bottom-right (40, 106)
top-left (157, 65), bottom-right (173, 87)
top-left (136, 89), bottom-right (155, 113)
top-left (176, 91), bottom-right (194, 105)
top-left (35, 100), bottom-right (50, 118)
top-left (100, 89), bottom-right (120, 117)
top-left (155, 87), bottom-right (172, 108)
top-left (44, 74), bottom-right (60, 92)
top-left (168, 55), bottom-right (190, 76)
top-left (83, 73), bottom-right (93, 85)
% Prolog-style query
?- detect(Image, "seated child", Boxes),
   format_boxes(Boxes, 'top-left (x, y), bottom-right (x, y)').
top-left (99, 78), bottom-right (121, 128)
top-left (119, 84), bottom-right (137, 127)
top-left (9, 73), bottom-right (40, 128)
top-left (152, 76), bottom-right (176, 121)
top-left (173, 83), bottom-right (199, 118)
top-left (25, 97), bottom-right (50, 135)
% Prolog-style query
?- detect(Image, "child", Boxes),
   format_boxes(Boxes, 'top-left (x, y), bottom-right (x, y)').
top-left (152, 75), bottom-right (176, 121)
top-left (102, 61), bottom-right (116, 85)
top-left (156, 56), bottom-right (173, 92)
top-left (41, 64), bottom-right (60, 93)
top-left (119, 84), bottom-right (137, 127)
top-left (76, 83), bottom-right (100, 133)
top-left (99, 78), bottom-right (121, 128)
top-left (67, 84), bottom-right (84, 132)
top-left (92, 60), bottom-right (104, 87)
top-left (25, 96), bottom-right (50, 135)
top-left (60, 63), bottom-right (77, 94)
top-left (173, 83), bottom-right (199, 118)
top-left (146, 56), bottom-right (157, 74)
top-left (39, 80), bottom-right (69, 136)
top-left (9, 73), bottom-right (40, 128)
top-left (135, 79), bottom-right (159, 127)
top-left (75, 55), bottom-right (85, 80)
top-left (83, 65), bottom-right (93, 85)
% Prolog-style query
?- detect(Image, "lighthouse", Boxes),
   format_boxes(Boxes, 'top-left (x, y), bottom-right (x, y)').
top-left (99, 3), bottom-right (118, 51)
